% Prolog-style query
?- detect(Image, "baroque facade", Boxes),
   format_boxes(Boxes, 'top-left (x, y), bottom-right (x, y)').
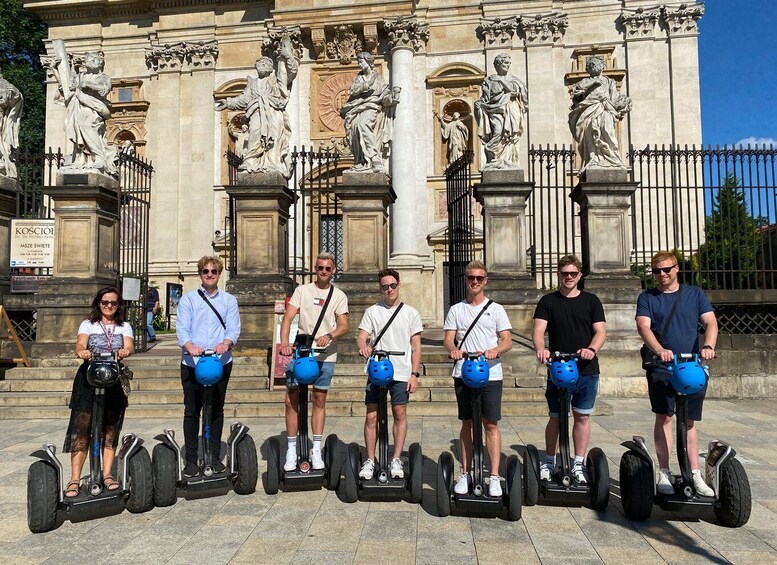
top-left (26, 0), bottom-right (704, 326)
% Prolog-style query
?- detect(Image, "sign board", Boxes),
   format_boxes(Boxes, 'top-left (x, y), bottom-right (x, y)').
top-left (122, 277), bottom-right (141, 302)
top-left (269, 301), bottom-right (298, 391)
top-left (10, 219), bottom-right (55, 268)
top-left (166, 283), bottom-right (183, 329)
top-left (10, 275), bottom-right (49, 294)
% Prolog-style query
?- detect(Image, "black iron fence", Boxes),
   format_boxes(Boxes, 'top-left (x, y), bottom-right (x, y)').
top-left (445, 151), bottom-right (477, 309)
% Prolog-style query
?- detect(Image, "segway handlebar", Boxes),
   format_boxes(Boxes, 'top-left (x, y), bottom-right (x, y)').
top-left (546, 351), bottom-right (578, 365)
top-left (371, 349), bottom-right (405, 358)
top-left (91, 351), bottom-right (117, 361)
top-left (457, 352), bottom-right (499, 360)
top-left (295, 345), bottom-right (327, 355)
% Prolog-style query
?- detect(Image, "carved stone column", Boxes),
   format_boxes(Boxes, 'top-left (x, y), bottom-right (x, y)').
top-left (225, 173), bottom-right (296, 351)
top-left (0, 176), bottom-right (18, 300)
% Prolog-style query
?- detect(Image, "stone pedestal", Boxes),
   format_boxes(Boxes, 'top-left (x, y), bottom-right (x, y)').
top-left (571, 168), bottom-right (642, 334)
top-left (225, 173), bottom-right (296, 351)
top-left (34, 172), bottom-right (121, 353)
top-left (0, 175), bottom-right (19, 301)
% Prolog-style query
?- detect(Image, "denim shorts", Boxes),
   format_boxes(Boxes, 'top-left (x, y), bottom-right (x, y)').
top-left (285, 361), bottom-right (335, 390)
top-left (546, 373), bottom-right (599, 416)
top-left (364, 380), bottom-right (409, 406)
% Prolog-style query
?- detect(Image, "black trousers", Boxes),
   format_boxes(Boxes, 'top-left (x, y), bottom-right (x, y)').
top-left (181, 363), bottom-right (232, 464)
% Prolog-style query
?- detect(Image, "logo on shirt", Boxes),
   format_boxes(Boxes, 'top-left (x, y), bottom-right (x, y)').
top-left (313, 298), bottom-right (325, 307)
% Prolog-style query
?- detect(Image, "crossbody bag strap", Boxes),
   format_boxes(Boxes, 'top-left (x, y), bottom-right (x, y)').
top-left (371, 303), bottom-right (404, 350)
top-left (197, 289), bottom-right (226, 329)
top-left (310, 285), bottom-right (335, 339)
top-left (457, 299), bottom-right (493, 352)
top-left (655, 285), bottom-right (682, 344)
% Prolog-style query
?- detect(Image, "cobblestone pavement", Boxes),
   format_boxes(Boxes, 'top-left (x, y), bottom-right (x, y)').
top-left (1, 398), bottom-right (775, 564)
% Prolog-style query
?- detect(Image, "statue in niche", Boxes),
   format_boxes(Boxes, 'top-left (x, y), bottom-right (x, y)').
top-left (474, 53), bottom-right (528, 170)
top-left (568, 56), bottom-right (632, 172)
top-left (215, 36), bottom-right (299, 179)
top-left (50, 42), bottom-right (117, 177)
top-left (0, 69), bottom-right (23, 178)
top-left (340, 52), bottom-right (399, 173)
top-left (435, 110), bottom-right (469, 164)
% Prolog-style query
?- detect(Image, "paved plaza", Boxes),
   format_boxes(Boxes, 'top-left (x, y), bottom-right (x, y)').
top-left (1, 398), bottom-right (776, 564)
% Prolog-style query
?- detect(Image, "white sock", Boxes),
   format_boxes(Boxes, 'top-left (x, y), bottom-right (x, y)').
top-left (312, 434), bottom-right (322, 451)
top-left (287, 436), bottom-right (297, 455)
top-left (574, 455), bottom-right (584, 465)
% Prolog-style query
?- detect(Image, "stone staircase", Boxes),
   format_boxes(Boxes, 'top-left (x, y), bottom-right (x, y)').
top-left (0, 334), bottom-right (612, 419)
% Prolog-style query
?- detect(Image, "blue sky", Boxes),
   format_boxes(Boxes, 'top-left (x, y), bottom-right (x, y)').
top-left (699, 1), bottom-right (777, 148)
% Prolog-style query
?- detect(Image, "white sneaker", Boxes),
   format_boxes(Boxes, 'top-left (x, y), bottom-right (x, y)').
top-left (488, 475), bottom-right (503, 497)
top-left (657, 468), bottom-right (675, 495)
top-left (359, 459), bottom-right (375, 480)
top-left (692, 470), bottom-right (714, 497)
top-left (540, 462), bottom-right (554, 482)
top-left (572, 462), bottom-right (589, 485)
top-left (310, 448), bottom-right (325, 470)
top-left (284, 448), bottom-right (298, 472)
top-left (390, 457), bottom-right (404, 479)
top-left (454, 472), bottom-right (470, 494)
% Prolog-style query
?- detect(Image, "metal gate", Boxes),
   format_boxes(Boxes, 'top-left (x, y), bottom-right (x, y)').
top-left (445, 151), bottom-right (476, 309)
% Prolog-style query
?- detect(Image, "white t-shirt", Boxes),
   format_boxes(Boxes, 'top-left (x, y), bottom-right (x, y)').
top-left (443, 298), bottom-right (511, 380)
top-left (289, 282), bottom-right (349, 362)
top-left (358, 301), bottom-right (423, 382)
top-left (78, 320), bottom-right (134, 353)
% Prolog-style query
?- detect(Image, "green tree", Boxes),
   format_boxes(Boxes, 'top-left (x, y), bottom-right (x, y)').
top-left (698, 172), bottom-right (765, 289)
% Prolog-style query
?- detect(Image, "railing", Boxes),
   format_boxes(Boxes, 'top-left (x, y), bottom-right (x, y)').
top-left (445, 151), bottom-right (476, 309)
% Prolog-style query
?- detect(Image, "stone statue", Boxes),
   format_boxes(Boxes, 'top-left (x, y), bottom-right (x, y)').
top-left (568, 56), bottom-right (632, 172)
top-left (435, 111), bottom-right (469, 164)
top-left (474, 53), bottom-right (528, 170)
top-left (340, 52), bottom-right (399, 173)
top-left (0, 70), bottom-right (23, 179)
top-left (50, 41), bottom-right (117, 177)
top-left (215, 37), bottom-right (299, 179)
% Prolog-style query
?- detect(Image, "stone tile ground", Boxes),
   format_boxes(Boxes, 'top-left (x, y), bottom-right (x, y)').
top-left (1, 398), bottom-right (775, 564)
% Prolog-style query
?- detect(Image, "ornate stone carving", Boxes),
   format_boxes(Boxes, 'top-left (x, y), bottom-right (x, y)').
top-left (263, 26), bottom-right (304, 61)
top-left (518, 11), bottom-right (569, 44)
top-left (661, 2), bottom-right (704, 36)
top-left (326, 25), bottom-right (363, 65)
top-left (384, 16), bottom-right (430, 52)
top-left (311, 27), bottom-right (326, 60)
top-left (621, 6), bottom-right (661, 38)
top-left (478, 17), bottom-right (518, 46)
top-left (0, 71), bottom-right (23, 178)
top-left (318, 72), bottom-right (355, 134)
top-left (316, 136), bottom-right (352, 158)
top-left (145, 40), bottom-right (218, 72)
top-left (364, 23), bottom-right (378, 55)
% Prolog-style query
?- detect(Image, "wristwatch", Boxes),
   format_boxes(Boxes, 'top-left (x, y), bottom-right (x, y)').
top-left (411, 371), bottom-right (421, 378)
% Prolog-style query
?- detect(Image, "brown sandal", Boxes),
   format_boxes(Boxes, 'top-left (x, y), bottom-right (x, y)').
top-left (104, 475), bottom-right (120, 491)
top-left (65, 480), bottom-right (80, 498)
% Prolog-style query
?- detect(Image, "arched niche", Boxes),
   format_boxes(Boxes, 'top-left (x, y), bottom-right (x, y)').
top-left (214, 78), bottom-right (248, 185)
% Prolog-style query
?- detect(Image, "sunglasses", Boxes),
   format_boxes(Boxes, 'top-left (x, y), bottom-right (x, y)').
top-left (380, 283), bottom-right (399, 291)
top-left (560, 271), bottom-right (581, 278)
top-left (316, 265), bottom-right (333, 272)
top-left (100, 300), bottom-right (119, 307)
top-left (466, 275), bottom-right (486, 283)
top-left (201, 268), bottom-right (220, 275)
top-left (651, 266), bottom-right (676, 275)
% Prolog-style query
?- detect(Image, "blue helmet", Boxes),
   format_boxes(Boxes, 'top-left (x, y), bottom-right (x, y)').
top-left (550, 358), bottom-right (579, 389)
top-left (368, 356), bottom-right (394, 386)
top-left (669, 358), bottom-right (707, 395)
top-left (461, 355), bottom-right (490, 389)
top-left (293, 349), bottom-right (319, 385)
top-left (86, 358), bottom-right (119, 388)
top-left (195, 354), bottom-right (223, 385)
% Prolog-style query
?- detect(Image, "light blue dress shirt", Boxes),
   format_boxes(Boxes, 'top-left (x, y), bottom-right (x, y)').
top-left (177, 285), bottom-right (241, 367)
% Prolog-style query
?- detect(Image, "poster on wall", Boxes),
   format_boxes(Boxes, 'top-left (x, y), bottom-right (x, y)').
top-left (9, 219), bottom-right (55, 268)
top-left (166, 283), bottom-right (183, 329)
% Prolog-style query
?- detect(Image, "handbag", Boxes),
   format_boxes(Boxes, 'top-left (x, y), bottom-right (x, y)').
top-left (119, 362), bottom-right (133, 397)
top-left (640, 286), bottom-right (682, 370)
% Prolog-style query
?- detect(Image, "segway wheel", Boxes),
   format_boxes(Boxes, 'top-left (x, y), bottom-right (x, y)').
top-left (233, 434), bottom-right (258, 495)
top-left (324, 434), bottom-right (341, 491)
top-left (714, 457), bottom-right (752, 528)
top-left (27, 461), bottom-right (58, 533)
top-left (338, 442), bottom-right (359, 503)
top-left (152, 443), bottom-right (178, 507)
top-left (436, 451), bottom-right (454, 517)
top-left (506, 454), bottom-right (523, 521)
top-left (619, 450), bottom-right (653, 521)
top-left (265, 437), bottom-right (281, 495)
top-left (586, 447), bottom-right (610, 511)
top-left (521, 444), bottom-right (540, 507)
top-left (408, 442), bottom-right (423, 503)
top-left (126, 447), bottom-right (154, 513)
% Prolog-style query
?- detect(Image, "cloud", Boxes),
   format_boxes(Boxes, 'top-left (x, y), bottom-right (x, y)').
top-left (734, 136), bottom-right (777, 148)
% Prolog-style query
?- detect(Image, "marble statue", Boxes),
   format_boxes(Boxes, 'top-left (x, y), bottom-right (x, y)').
top-left (474, 53), bottom-right (528, 170)
top-left (435, 111), bottom-right (469, 164)
top-left (0, 70), bottom-right (23, 179)
top-left (568, 56), bottom-right (632, 172)
top-left (340, 52), bottom-right (399, 173)
top-left (215, 37), bottom-right (299, 179)
top-left (50, 41), bottom-right (117, 177)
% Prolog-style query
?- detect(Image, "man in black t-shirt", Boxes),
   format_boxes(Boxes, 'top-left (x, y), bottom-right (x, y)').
top-left (532, 255), bottom-right (606, 484)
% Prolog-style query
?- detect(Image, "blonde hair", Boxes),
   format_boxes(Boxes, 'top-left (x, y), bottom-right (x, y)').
top-left (465, 260), bottom-right (487, 276)
top-left (650, 251), bottom-right (677, 268)
top-left (197, 255), bottom-right (224, 273)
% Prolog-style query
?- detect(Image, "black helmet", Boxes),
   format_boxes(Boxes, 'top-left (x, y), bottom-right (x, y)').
top-left (86, 357), bottom-right (120, 388)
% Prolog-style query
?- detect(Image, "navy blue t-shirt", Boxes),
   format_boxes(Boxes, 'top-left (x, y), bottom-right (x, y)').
top-left (635, 285), bottom-right (713, 355)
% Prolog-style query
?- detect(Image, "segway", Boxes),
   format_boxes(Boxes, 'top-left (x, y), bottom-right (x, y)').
top-left (264, 346), bottom-right (341, 494)
top-left (152, 350), bottom-right (258, 505)
top-left (619, 354), bottom-right (751, 527)
top-left (522, 352), bottom-right (609, 510)
top-left (436, 353), bottom-right (522, 520)
top-left (27, 352), bottom-right (154, 533)
top-left (339, 350), bottom-right (423, 503)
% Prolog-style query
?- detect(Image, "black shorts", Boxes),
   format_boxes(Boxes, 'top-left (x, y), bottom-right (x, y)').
top-left (454, 379), bottom-right (503, 422)
top-left (646, 369), bottom-right (706, 421)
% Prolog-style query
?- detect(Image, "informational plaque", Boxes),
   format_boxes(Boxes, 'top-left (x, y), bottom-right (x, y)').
top-left (9, 219), bottom-right (55, 268)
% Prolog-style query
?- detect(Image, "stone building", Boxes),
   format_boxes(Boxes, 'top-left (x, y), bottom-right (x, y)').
top-left (25, 0), bottom-right (704, 327)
